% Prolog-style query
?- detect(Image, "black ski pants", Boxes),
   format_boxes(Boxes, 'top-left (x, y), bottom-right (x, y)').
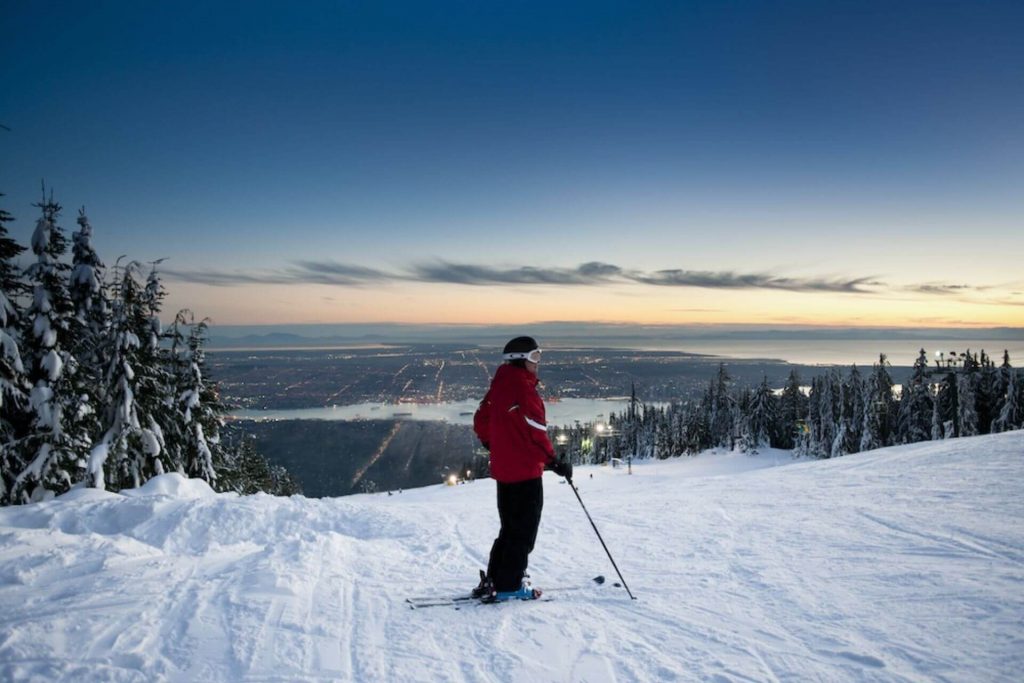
top-left (487, 477), bottom-right (544, 592)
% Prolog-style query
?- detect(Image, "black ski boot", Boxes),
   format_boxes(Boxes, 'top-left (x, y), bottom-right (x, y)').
top-left (471, 570), bottom-right (495, 600)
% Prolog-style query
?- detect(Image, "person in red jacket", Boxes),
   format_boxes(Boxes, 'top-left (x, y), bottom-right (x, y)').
top-left (471, 336), bottom-right (572, 600)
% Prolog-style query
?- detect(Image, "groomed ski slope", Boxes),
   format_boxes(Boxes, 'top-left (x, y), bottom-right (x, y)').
top-left (1, 432), bottom-right (1022, 682)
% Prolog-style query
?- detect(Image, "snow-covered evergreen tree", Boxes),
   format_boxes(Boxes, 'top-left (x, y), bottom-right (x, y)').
top-left (136, 264), bottom-right (174, 468)
top-left (837, 366), bottom-right (864, 455)
top-left (812, 374), bottom-right (836, 458)
top-left (802, 376), bottom-right (823, 457)
top-left (0, 196), bottom-right (26, 412)
top-left (776, 369), bottom-right (806, 449)
top-left (684, 401), bottom-right (710, 454)
top-left (12, 194), bottom-right (95, 501)
top-left (740, 376), bottom-right (776, 453)
top-left (931, 389), bottom-right (944, 440)
top-left (831, 374), bottom-right (852, 458)
top-left (87, 262), bottom-right (169, 490)
top-left (896, 349), bottom-right (933, 444)
top-left (860, 354), bottom-right (896, 452)
top-left (69, 208), bottom-right (107, 346)
top-left (708, 364), bottom-right (734, 449)
top-left (216, 430), bottom-right (301, 496)
top-left (171, 311), bottom-right (224, 484)
top-left (67, 207), bottom-right (106, 455)
top-left (956, 372), bottom-right (979, 437)
top-left (996, 351), bottom-right (1013, 407)
top-left (933, 371), bottom-right (958, 438)
top-left (0, 195), bottom-right (29, 503)
top-left (848, 365), bottom-right (865, 453)
top-left (991, 369), bottom-right (1022, 433)
top-left (975, 351), bottom-right (999, 435)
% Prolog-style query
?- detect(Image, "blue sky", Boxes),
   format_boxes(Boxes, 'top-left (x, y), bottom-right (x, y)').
top-left (2, 1), bottom-right (1022, 327)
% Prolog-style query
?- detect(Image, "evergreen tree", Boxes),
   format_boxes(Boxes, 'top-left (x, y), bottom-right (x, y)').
top-left (896, 349), bottom-right (933, 444)
top-left (69, 208), bottom-right (108, 346)
top-left (87, 263), bottom-right (168, 490)
top-left (956, 371), bottom-right (980, 437)
top-left (661, 405), bottom-right (682, 458)
top-left (829, 369), bottom-right (853, 458)
top-left (740, 376), bottom-right (775, 453)
top-left (992, 369), bottom-right (1023, 432)
top-left (776, 369), bottom-right (806, 449)
top-left (975, 351), bottom-right (999, 435)
top-left (818, 371), bottom-right (839, 458)
top-left (861, 354), bottom-right (896, 452)
top-left (933, 371), bottom-right (958, 438)
top-left (802, 376), bottom-right (823, 457)
top-left (0, 195), bottom-right (29, 503)
top-left (708, 364), bottom-right (734, 448)
top-left (216, 431), bottom-right (301, 496)
top-left (841, 365), bottom-right (864, 455)
top-left (996, 351), bottom-right (1013, 407)
top-left (684, 401), bottom-right (710, 454)
top-left (173, 312), bottom-right (225, 483)
top-left (931, 389), bottom-right (944, 440)
top-left (136, 264), bottom-right (174, 469)
top-left (12, 193), bottom-right (93, 501)
top-left (67, 207), bottom-right (106, 455)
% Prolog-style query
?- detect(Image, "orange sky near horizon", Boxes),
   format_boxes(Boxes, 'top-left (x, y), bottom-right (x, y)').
top-left (164, 280), bottom-right (1024, 329)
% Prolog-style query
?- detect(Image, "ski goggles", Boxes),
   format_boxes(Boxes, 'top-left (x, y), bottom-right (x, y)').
top-left (503, 348), bottom-right (542, 364)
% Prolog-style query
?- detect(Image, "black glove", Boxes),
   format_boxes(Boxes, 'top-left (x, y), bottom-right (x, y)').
top-left (551, 459), bottom-right (573, 480)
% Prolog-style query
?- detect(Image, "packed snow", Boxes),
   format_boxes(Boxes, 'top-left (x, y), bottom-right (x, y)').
top-left (1, 432), bottom-right (1022, 682)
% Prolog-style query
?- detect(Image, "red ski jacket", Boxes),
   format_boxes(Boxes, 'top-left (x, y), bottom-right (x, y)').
top-left (473, 364), bottom-right (555, 483)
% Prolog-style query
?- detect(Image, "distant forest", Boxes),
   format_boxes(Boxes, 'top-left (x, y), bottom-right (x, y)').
top-left (562, 350), bottom-right (1024, 465)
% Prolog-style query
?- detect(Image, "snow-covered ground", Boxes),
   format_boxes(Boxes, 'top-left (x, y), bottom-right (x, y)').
top-left (1, 433), bottom-right (1022, 682)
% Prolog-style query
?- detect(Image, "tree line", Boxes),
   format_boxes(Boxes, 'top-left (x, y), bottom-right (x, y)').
top-left (1, 190), bottom-right (300, 505)
top-left (556, 350), bottom-right (1023, 464)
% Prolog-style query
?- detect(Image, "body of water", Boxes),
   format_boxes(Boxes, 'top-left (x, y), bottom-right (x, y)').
top-left (610, 339), bottom-right (1024, 367)
top-left (233, 397), bottom-right (634, 428)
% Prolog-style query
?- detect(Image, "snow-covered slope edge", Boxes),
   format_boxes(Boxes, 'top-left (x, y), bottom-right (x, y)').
top-left (0, 432), bottom-right (1021, 682)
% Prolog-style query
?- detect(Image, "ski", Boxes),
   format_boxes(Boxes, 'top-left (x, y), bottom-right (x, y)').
top-left (408, 594), bottom-right (553, 610)
top-left (406, 594), bottom-right (476, 608)
top-left (406, 575), bottom-right (607, 609)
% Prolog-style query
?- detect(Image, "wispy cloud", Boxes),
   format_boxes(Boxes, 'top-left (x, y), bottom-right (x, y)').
top-left (166, 259), bottom-right (889, 295)
top-left (407, 261), bottom-right (623, 286)
top-left (909, 283), bottom-right (988, 295)
top-left (288, 261), bottom-right (391, 285)
top-left (163, 268), bottom-right (297, 286)
top-left (630, 270), bottom-right (879, 293)
top-left (165, 261), bottom-right (389, 287)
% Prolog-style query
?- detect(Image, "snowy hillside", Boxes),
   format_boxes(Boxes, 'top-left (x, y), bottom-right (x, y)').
top-left (1, 433), bottom-right (1022, 682)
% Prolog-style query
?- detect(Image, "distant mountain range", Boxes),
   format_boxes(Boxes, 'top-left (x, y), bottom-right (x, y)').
top-left (205, 323), bottom-right (1024, 349)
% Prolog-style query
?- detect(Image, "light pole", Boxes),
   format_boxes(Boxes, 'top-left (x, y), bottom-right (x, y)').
top-left (555, 431), bottom-right (569, 463)
top-left (595, 422), bottom-right (616, 466)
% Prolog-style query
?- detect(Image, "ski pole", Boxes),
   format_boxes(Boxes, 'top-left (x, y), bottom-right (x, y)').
top-left (566, 477), bottom-right (637, 600)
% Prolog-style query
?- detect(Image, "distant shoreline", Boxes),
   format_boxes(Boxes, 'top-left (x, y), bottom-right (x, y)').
top-left (206, 338), bottom-right (1024, 368)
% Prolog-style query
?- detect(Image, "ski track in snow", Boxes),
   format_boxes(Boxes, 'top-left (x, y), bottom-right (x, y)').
top-left (0, 432), bottom-right (1023, 682)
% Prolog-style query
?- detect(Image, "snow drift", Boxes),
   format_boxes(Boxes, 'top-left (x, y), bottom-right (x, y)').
top-left (1, 433), bottom-right (1022, 682)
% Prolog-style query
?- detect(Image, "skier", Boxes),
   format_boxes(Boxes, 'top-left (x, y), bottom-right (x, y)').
top-left (471, 336), bottom-right (572, 601)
